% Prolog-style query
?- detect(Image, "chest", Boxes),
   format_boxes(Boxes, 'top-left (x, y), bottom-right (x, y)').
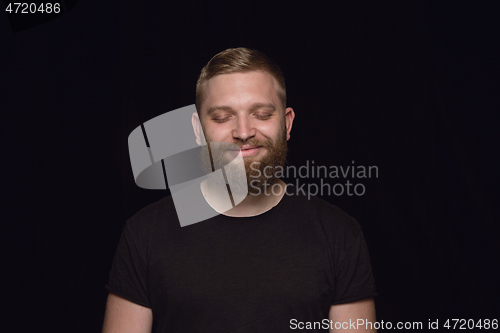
top-left (148, 224), bottom-right (331, 320)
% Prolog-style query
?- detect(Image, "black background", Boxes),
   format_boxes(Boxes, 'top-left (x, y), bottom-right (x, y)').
top-left (2, 1), bottom-right (499, 332)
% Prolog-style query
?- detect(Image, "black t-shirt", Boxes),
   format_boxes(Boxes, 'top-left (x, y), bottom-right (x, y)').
top-left (106, 188), bottom-right (377, 332)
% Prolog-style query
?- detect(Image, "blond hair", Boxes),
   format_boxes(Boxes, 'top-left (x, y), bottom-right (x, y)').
top-left (195, 47), bottom-right (286, 113)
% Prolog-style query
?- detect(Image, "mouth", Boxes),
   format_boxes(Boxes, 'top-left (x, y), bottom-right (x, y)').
top-left (239, 146), bottom-right (261, 157)
top-left (227, 145), bottom-right (263, 157)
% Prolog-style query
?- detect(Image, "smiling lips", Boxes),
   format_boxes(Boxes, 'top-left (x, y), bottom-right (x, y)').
top-left (228, 145), bottom-right (262, 157)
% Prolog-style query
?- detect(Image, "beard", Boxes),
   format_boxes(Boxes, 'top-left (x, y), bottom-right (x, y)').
top-left (199, 122), bottom-right (288, 196)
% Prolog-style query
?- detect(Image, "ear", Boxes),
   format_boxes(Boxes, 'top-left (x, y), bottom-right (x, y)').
top-left (191, 112), bottom-right (206, 146)
top-left (284, 107), bottom-right (295, 141)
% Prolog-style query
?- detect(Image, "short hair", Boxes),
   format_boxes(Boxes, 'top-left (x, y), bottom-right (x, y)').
top-left (195, 47), bottom-right (286, 113)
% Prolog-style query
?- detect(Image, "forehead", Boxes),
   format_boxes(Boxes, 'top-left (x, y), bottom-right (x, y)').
top-left (201, 71), bottom-right (280, 113)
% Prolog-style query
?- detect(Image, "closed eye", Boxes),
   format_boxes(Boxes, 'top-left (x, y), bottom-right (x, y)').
top-left (211, 116), bottom-right (232, 123)
top-left (255, 114), bottom-right (272, 120)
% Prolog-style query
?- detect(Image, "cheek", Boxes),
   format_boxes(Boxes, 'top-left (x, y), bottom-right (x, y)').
top-left (205, 127), bottom-right (231, 142)
top-left (259, 121), bottom-right (282, 137)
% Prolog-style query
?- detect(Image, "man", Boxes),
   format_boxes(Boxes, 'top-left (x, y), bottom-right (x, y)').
top-left (103, 48), bottom-right (377, 332)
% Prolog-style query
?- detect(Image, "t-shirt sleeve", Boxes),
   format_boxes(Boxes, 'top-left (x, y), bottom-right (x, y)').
top-left (331, 228), bottom-right (377, 305)
top-left (105, 221), bottom-right (151, 308)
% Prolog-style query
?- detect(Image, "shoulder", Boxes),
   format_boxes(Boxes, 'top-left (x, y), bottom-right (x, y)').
top-left (283, 185), bottom-right (363, 252)
top-left (309, 195), bottom-right (362, 240)
top-left (124, 195), bottom-right (178, 242)
top-left (284, 185), bottom-right (361, 235)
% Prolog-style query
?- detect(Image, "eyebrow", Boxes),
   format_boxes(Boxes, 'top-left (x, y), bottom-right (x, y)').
top-left (206, 103), bottom-right (276, 116)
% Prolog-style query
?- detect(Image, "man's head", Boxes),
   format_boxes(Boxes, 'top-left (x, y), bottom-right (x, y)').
top-left (192, 48), bottom-right (295, 194)
top-left (195, 47), bottom-right (287, 113)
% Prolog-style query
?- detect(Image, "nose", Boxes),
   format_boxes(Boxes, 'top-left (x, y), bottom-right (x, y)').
top-left (232, 115), bottom-right (256, 142)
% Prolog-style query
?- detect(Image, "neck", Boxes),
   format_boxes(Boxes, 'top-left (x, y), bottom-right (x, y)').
top-left (201, 178), bottom-right (287, 217)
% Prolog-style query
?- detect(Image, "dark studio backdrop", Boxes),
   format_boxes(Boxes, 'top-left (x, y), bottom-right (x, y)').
top-left (2, 1), bottom-right (499, 331)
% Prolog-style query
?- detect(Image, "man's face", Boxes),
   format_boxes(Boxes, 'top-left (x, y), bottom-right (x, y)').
top-left (197, 70), bottom-right (295, 193)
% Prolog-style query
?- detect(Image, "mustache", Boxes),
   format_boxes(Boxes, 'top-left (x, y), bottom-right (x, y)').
top-left (229, 138), bottom-right (273, 150)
